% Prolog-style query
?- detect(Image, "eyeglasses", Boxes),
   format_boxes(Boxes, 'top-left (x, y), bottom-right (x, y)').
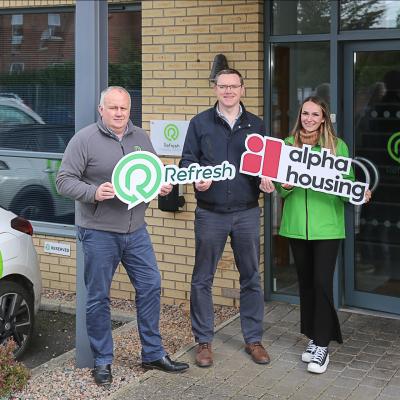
top-left (216, 84), bottom-right (243, 91)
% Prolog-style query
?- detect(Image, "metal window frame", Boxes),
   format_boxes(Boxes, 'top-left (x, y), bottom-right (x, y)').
top-left (0, 3), bottom-right (140, 14)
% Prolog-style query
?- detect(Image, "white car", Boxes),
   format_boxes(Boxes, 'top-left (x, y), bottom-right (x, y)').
top-left (0, 207), bottom-right (41, 358)
top-left (0, 125), bottom-right (75, 224)
top-left (0, 97), bottom-right (44, 125)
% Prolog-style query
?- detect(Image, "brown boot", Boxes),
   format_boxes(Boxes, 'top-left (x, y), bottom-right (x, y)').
top-left (245, 342), bottom-right (270, 364)
top-left (195, 343), bottom-right (213, 368)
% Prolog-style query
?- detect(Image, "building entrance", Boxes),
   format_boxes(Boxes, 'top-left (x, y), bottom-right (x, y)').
top-left (343, 41), bottom-right (400, 314)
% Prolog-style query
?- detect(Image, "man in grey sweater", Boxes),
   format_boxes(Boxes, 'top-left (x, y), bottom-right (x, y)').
top-left (56, 86), bottom-right (189, 386)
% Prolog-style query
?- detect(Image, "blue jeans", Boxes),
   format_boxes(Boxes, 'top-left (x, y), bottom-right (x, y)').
top-left (78, 225), bottom-right (165, 366)
top-left (191, 207), bottom-right (264, 344)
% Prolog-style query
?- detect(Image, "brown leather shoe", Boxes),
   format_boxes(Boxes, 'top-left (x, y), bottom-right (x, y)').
top-left (195, 343), bottom-right (213, 367)
top-left (245, 342), bottom-right (270, 364)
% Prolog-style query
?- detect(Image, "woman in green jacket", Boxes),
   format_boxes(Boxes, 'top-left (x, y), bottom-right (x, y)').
top-left (276, 96), bottom-right (371, 374)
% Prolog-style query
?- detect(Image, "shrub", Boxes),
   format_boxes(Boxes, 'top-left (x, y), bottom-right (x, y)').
top-left (0, 340), bottom-right (30, 398)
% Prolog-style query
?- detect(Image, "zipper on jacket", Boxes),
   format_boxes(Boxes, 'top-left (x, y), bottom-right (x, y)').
top-left (120, 141), bottom-right (134, 232)
top-left (305, 189), bottom-right (309, 240)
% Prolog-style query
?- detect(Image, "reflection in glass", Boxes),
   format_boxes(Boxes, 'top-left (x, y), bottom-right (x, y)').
top-left (341, 0), bottom-right (400, 30)
top-left (353, 50), bottom-right (400, 298)
top-left (0, 154), bottom-right (75, 224)
top-left (270, 42), bottom-right (330, 295)
top-left (272, 0), bottom-right (330, 35)
top-left (0, 10), bottom-right (75, 224)
top-left (108, 9), bottom-right (142, 126)
top-left (0, 7), bottom-right (141, 225)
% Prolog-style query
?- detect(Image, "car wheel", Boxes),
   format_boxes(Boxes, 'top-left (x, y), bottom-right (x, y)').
top-left (16, 199), bottom-right (46, 220)
top-left (12, 191), bottom-right (52, 221)
top-left (0, 280), bottom-right (34, 359)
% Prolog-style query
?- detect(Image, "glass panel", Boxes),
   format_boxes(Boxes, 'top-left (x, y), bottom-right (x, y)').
top-left (0, 10), bottom-right (75, 224)
top-left (270, 42), bottom-right (330, 295)
top-left (341, 0), bottom-right (400, 30)
top-left (272, 0), bottom-right (330, 35)
top-left (0, 6), bottom-right (141, 225)
top-left (108, 8), bottom-right (142, 126)
top-left (354, 50), bottom-right (400, 297)
top-left (0, 153), bottom-right (75, 223)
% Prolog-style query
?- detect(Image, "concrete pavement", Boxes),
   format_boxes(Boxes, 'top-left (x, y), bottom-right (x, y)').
top-left (110, 301), bottom-right (400, 400)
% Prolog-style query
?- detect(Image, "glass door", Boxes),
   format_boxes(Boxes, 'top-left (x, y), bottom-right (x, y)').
top-left (343, 41), bottom-right (400, 314)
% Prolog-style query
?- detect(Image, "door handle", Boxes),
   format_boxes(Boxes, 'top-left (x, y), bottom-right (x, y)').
top-left (352, 157), bottom-right (380, 234)
top-left (354, 156), bottom-right (379, 193)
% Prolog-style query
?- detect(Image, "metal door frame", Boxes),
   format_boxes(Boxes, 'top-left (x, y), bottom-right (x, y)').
top-left (343, 40), bottom-right (400, 314)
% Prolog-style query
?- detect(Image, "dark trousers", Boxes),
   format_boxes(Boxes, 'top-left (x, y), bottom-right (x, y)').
top-left (191, 207), bottom-right (264, 344)
top-left (289, 238), bottom-right (343, 347)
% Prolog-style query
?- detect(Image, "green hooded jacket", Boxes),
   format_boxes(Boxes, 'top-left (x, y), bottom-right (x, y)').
top-left (276, 136), bottom-right (354, 240)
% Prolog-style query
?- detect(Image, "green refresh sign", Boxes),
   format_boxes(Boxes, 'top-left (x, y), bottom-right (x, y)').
top-left (112, 151), bottom-right (164, 209)
top-left (388, 132), bottom-right (400, 164)
top-left (112, 151), bottom-right (236, 209)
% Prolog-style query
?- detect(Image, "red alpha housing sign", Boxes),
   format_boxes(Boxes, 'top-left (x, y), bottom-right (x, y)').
top-left (240, 134), bottom-right (369, 205)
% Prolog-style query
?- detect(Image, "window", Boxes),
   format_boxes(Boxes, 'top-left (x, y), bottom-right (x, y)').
top-left (0, 4), bottom-right (141, 226)
top-left (0, 10), bottom-right (75, 224)
top-left (270, 42), bottom-right (330, 295)
top-left (272, 0), bottom-right (330, 35)
top-left (40, 13), bottom-right (63, 46)
top-left (341, 0), bottom-right (400, 30)
top-left (108, 8), bottom-right (142, 126)
top-left (11, 14), bottom-right (23, 45)
top-left (9, 62), bottom-right (24, 74)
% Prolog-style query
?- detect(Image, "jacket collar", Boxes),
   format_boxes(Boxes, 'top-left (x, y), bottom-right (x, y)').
top-left (96, 118), bottom-right (136, 140)
top-left (213, 101), bottom-right (249, 126)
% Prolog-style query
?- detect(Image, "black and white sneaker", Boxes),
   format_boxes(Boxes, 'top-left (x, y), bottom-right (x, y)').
top-left (301, 340), bottom-right (316, 363)
top-left (307, 346), bottom-right (329, 374)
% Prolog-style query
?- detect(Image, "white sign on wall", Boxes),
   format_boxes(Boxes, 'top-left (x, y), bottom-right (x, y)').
top-left (44, 241), bottom-right (71, 257)
top-left (150, 120), bottom-right (189, 156)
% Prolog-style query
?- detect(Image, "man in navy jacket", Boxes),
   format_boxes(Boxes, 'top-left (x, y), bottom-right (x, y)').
top-left (180, 69), bottom-right (274, 368)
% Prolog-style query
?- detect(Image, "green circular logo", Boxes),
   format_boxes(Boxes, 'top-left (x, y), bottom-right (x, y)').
top-left (112, 151), bottom-right (164, 209)
top-left (387, 132), bottom-right (400, 164)
top-left (164, 123), bottom-right (179, 142)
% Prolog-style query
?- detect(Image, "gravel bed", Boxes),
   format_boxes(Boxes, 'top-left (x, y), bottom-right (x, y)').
top-left (42, 288), bottom-right (137, 313)
top-left (13, 290), bottom-right (238, 400)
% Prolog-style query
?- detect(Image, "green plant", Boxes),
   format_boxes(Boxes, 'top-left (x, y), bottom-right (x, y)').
top-left (0, 340), bottom-right (30, 398)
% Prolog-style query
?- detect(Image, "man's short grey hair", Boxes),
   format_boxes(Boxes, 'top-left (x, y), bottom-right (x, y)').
top-left (99, 86), bottom-right (131, 107)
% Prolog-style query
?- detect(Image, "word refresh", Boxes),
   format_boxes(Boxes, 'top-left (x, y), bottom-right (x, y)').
top-left (240, 134), bottom-right (368, 205)
top-left (112, 151), bottom-right (236, 209)
top-left (164, 161), bottom-right (235, 184)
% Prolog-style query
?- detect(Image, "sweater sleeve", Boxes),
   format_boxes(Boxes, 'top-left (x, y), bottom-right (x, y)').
top-left (56, 132), bottom-right (98, 204)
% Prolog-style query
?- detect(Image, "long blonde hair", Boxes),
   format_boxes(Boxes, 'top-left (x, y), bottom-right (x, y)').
top-left (291, 96), bottom-right (337, 155)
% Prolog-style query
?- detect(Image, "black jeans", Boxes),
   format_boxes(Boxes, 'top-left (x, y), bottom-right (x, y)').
top-left (289, 238), bottom-right (343, 347)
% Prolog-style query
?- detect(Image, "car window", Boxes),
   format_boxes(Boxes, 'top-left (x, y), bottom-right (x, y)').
top-left (0, 125), bottom-right (74, 153)
top-left (0, 105), bottom-right (36, 125)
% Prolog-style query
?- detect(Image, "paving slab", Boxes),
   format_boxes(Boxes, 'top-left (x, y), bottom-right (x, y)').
top-left (109, 302), bottom-right (400, 400)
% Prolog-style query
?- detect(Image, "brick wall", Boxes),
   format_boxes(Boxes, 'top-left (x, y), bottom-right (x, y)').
top-left (3, 0), bottom-right (266, 307)
top-left (141, 0), bottom-right (265, 306)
